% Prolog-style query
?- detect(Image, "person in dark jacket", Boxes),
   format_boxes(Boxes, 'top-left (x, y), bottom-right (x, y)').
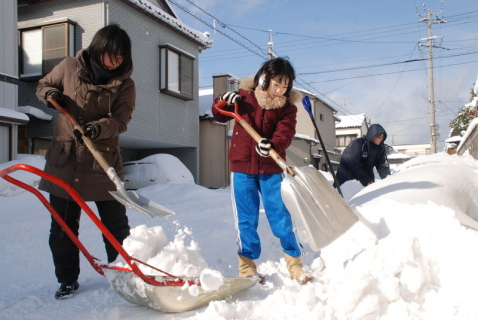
top-left (36, 24), bottom-right (135, 299)
top-left (334, 124), bottom-right (391, 187)
top-left (212, 57), bottom-right (311, 284)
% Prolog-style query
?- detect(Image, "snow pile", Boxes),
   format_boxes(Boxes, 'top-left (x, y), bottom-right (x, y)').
top-left (0, 154), bottom-right (45, 196)
top-left (124, 154), bottom-right (194, 185)
top-left (110, 223), bottom-right (222, 296)
top-left (3, 153), bottom-right (478, 319)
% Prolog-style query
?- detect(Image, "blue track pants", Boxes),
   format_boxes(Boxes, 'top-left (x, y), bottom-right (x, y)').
top-left (231, 172), bottom-right (302, 260)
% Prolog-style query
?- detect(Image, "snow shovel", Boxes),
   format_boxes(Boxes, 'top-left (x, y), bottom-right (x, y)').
top-left (302, 95), bottom-right (343, 197)
top-left (47, 97), bottom-right (174, 218)
top-left (214, 100), bottom-right (358, 251)
top-left (0, 163), bottom-right (258, 313)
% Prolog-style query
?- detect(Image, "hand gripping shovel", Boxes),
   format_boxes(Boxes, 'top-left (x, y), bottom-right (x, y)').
top-left (48, 97), bottom-right (174, 218)
top-left (214, 100), bottom-right (358, 251)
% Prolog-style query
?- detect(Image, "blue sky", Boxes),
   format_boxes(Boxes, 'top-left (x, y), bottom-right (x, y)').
top-left (169, 0), bottom-right (478, 147)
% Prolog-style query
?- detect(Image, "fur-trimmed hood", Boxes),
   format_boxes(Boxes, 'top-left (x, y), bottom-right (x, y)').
top-left (239, 77), bottom-right (303, 110)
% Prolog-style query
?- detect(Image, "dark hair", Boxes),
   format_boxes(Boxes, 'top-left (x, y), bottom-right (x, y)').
top-left (253, 57), bottom-right (296, 96)
top-left (87, 24), bottom-right (132, 68)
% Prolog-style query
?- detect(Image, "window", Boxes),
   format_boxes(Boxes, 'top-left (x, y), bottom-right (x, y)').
top-left (320, 113), bottom-right (324, 121)
top-left (19, 20), bottom-right (75, 81)
top-left (336, 134), bottom-right (357, 147)
top-left (159, 44), bottom-right (195, 100)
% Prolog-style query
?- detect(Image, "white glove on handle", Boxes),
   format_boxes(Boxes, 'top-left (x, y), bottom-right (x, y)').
top-left (220, 91), bottom-right (241, 105)
top-left (255, 138), bottom-right (272, 157)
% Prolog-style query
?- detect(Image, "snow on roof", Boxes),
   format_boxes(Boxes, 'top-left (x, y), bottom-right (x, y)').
top-left (294, 133), bottom-right (318, 143)
top-left (18, 106), bottom-right (53, 121)
top-left (199, 89), bottom-right (214, 117)
top-left (445, 136), bottom-right (462, 143)
top-left (387, 150), bottom-right (411, 160)
top-left (0, 107), bottom-right (29, 122)
top-left (127, 0), bottom-right (211, 47)
top-left (336, 114), bottom-right (365, 128)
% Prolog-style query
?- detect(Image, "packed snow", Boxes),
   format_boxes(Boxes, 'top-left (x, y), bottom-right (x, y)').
top-left (1, 152), bottom-right (478, 319)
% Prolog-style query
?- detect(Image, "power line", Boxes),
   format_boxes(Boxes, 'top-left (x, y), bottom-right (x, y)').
top-left (167, 0), bottom-right (267, 59)
top-left (306, 59), bottom-right (478, 83)
top-left (181, 0), bottom-right (268, 56)
top-left (297, 51), bottom-right (478, 76)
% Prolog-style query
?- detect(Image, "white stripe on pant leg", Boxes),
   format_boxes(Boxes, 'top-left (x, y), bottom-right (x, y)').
top-left (231, 172), bottom-right (242, 252)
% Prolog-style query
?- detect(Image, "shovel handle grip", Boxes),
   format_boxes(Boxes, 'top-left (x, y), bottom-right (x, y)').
top-left (214, 101), bottom-right (295, 176)
top-left (47, 97), bottom-right (112, 174)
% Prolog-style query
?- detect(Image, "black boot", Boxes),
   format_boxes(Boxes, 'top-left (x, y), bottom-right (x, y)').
top-left (55, 281), bottom-right (79, 299)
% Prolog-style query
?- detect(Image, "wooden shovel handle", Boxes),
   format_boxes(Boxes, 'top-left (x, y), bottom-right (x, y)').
top-left (214, 101), bottom-right (295, 176)
top-left (47, 97), bottom-right (112, 173)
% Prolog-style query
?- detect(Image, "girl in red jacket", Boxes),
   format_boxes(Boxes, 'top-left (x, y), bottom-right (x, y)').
top-left (212, 57), bottom-right (310, 284)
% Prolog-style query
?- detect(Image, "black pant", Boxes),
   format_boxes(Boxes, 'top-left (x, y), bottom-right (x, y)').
top-left (49, 194), bottom-right (130, 283)
top-left (333, 170), bottom-right (349, 188)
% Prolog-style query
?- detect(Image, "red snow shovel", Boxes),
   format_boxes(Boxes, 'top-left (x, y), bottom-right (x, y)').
top-left (47, 97), bottom-right (174, 219)
top-left (0, 164), bottom-right (258, 312)
top-left (214, 100), bottom-right (359, 251)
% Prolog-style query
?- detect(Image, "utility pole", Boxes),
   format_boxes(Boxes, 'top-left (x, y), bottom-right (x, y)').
top-left (417, 4), bottom-right (446, 153)
top-left (267, 29), bottom-right (276, 61)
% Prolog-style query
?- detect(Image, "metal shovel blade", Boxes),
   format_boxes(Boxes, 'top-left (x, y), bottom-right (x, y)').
top-left (110, 189), bottom-right (175, 218)
top-left (281, 166), bottom-right (358, 251)
top-left (106, 270), bottom-right (258, 313)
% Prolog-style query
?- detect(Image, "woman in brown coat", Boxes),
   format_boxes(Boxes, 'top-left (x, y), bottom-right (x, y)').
top-left (36, 24), bottom-right (135, 299)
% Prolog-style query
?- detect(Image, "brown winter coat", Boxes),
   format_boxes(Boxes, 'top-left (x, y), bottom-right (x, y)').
top-left (37, 49), bottom-right (135, 201)
top-left (212, 77), bottom-right (302, 175)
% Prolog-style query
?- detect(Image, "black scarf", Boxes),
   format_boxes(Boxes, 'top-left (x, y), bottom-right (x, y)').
top-left (84, 51), bottom-right (129, 85)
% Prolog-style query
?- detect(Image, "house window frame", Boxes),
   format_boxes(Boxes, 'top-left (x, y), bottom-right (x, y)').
top-left (159, 44), bottom-right (195, 101)
top-left (18, 19), bottom-right (76, 82)
top-left (336, 134), bottom-right (357, 147)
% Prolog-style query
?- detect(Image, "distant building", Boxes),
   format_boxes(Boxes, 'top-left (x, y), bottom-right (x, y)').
top-left (294, 90), bottom-right (340, 172)
top-left (385, 145), bottom-right (411, 171)
top-left (445, 136), bottom-right (462, 155)
top-left (335, 114), bottom-right (368, 152)
top-left (391, 143), bottom-right (432, 158)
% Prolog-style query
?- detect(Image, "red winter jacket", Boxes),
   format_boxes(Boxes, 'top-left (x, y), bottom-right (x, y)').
top-left (212, 77), bottom-right (302, 175)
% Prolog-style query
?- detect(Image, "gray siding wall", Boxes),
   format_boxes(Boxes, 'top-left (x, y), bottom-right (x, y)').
top-left (108, 0), bottom-right (200, 180)
top-left (18, 0), bottom-right (104, 139)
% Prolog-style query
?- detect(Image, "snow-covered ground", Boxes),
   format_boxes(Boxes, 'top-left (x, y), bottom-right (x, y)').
top-left (1, 152), bottom-right (478, 319)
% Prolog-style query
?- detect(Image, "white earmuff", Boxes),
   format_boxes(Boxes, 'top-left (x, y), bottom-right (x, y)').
top-left (258, 74), bottom-right (266, 90)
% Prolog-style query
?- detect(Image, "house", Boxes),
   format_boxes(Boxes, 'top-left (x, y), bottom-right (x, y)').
top-left (294, 90), bottom-right (340, 172)
top-left (16, 0), bottom-right (211, 182)
top-left (197, 73), bottom-right (239, 188)
top-left (391, 143), bottom-right (432, 158)
top-left (0, 0), bottom-right (29, 163)
top-left (445, 136), bottom-right (462, 155)
top-left (335, 114), bottom-right (368, 152)
top-left (385, 145), bottom-right (411, 172)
